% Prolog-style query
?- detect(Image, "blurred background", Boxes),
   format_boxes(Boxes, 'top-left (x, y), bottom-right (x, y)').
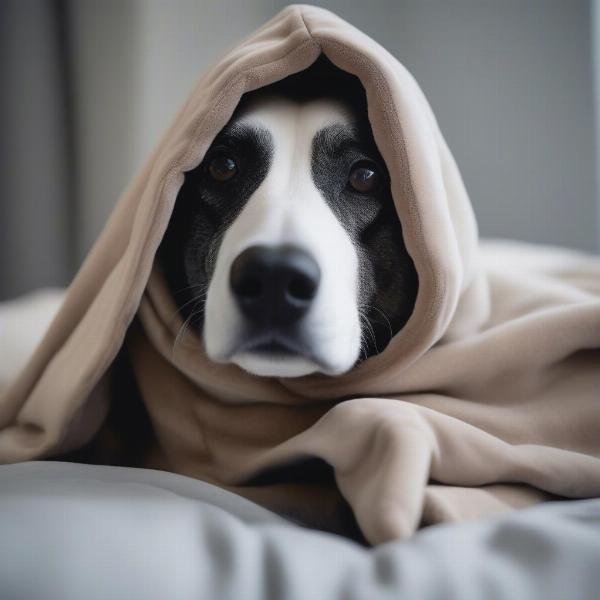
top-left (1, 0), bottom-right (599, 301)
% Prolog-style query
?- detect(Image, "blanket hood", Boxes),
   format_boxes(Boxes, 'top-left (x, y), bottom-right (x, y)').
top-left (2, 5), bottom-right (599, 545)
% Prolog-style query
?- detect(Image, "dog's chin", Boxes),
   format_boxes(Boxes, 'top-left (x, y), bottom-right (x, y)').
top-left (230, 351), bottom-right (322, 378)
top-left (205, 324), bottom-right (359, 378)
top-left (210, 344), bottom-right (357, 378)
top-left (213, 338), bottom-right (356, 377)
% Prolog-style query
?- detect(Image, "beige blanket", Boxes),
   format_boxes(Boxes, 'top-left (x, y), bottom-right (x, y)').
top-left (1, 4), bottom-right (599, 545)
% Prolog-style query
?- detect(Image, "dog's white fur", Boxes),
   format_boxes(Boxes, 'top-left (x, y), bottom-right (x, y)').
top-left (204, 96), bottom-right (362, 377)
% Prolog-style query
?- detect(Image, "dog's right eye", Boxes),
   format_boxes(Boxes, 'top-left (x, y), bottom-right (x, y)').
top-left (208, 155), bottom-right (238, 182)
top-left (348, 160), bottom-right (380, 194)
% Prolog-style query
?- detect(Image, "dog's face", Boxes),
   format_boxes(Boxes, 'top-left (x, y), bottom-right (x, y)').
top-left (159, 86), bottom-right (418, 378)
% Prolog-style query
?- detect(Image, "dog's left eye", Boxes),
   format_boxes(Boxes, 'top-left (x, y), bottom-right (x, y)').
top-left (208, 155), bottom-right (238, 182)
top-left (348, 161), bottom-right (379, 194)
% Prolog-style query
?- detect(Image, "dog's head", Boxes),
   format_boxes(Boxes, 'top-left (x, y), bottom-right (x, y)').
top-left (158, 57), bottom-right (418, 378)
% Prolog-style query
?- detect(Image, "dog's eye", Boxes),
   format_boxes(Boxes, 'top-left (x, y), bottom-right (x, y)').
top-left (348, 161), bottom-right (379, 193)
top-left (208, 155), bottom-right (237, 182)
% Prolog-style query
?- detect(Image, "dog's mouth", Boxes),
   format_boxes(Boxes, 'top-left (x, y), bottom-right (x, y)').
top-left (236, 328), bottom-right (307, 356)
top-left (248, 340), bottom-right (296, 355)
top-left (225, 328), bottom-right (337, 378)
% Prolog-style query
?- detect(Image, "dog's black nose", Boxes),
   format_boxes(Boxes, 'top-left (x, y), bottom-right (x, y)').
top-left (230, 245), bottom-right (320, 327)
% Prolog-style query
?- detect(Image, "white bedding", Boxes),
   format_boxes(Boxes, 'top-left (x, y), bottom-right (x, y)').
top-left (0, 461), bottom-right (599, 600)
top-left (0, 288), bottom-right (64, 391)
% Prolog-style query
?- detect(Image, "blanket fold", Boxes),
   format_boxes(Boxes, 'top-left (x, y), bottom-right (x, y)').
top-left (1, 4), bottom-right (599, 545)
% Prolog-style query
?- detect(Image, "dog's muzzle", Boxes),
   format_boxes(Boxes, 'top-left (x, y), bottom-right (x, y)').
top-left (229, 244), bottom-right (320, 352)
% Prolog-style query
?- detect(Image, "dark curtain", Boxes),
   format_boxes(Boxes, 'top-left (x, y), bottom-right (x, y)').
top-left (0, 0), bottom-right (75, 300)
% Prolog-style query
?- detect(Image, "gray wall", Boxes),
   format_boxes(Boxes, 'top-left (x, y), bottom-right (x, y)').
top-left (386, 0), bottom-right (596, 251)
top-left (379, 0), bottom-right (597, 251)
top-left (67, 0), bottom-right (140, 260)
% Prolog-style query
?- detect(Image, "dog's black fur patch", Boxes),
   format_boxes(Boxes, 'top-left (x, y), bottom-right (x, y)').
top-left (158, 55), bottom-right (418, 362)
top-left (311, 121), bottom-right (417, 356)
top-left (159, 123), bottom-right (273, 327)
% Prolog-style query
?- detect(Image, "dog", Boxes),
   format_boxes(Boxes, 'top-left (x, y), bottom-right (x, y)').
top-left (159, 56), bottom-right (419, 378)
top-left (51, 58), bottom-right (418, 468)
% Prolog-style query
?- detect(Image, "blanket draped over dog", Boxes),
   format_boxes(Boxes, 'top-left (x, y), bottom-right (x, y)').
top-left (1, 4), bottom-right (599, 545)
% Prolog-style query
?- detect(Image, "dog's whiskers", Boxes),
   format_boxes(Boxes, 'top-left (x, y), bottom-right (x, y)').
top-left (167, 286), bottom-right (209, 323)
top-left (171, 297), bottom-right (207, 356)
top-left (172, 282), bottom-right (209, 295)
top-left (370, 305), bottom-right (394, 347)
top-left (170, 284), bottom-right (209, 358)
top-left (357, 308), bottom-right (378, 357)
top-left (171, 313), bottom-right (195, 359)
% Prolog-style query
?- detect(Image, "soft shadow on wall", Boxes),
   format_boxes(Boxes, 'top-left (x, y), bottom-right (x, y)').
top-left (0, 0), bottom-right (597, 301)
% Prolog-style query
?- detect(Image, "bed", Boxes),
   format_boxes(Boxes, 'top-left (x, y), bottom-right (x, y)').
top-left (0, 460), bottom-right (599, 600)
